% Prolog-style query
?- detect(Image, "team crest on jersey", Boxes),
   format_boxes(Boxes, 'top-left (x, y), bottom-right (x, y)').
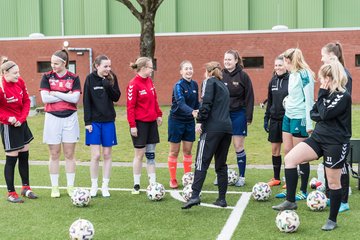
top-left (232, 82), bottom-right (239, 86)
top-left (139, 90), bottom-right (147, 95)
top-left (65, 81), bottom-right (73, 89)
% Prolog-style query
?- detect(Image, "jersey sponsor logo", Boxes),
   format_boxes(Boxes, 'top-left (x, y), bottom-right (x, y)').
top-left (93, 86), bottom-right (103, 90)
top-left (5, 96), bottom-right (18, 103)
top-left (139, 89), bottom-right (147, 95)
top-left (232, 82), bottom-right (239, 86)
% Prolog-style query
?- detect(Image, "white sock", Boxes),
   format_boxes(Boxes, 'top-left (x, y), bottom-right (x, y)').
top-left (102, 178), bottom-right (110, 188)
top-left (50, 174), bottom-right (59, 187)
top-left (66, 173), bottom-right (75, 187)
top-left (134, 174), bottom-right (141, 185)
top-left (91, 178), bottom-right (98, 188)
top-left (148, 173), bottom-right (156, 184)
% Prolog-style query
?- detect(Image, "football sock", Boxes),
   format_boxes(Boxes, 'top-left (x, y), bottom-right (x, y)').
top-left (91, 178), bottom-right (98, 188)
top-left (66, 172), bottom-right (75, 187)
top-left (5, 155), bottom-right (17, 192)
top-left (236, 150), bottom-right (246, 177)
top-left (148, 173), bottom-right (156, 184)
top-left (183, 155), bottom-right (192, 173)
top-left (102, 178), bottom-right (110, 187)
top-left (285, 168), bottom-right (298, 202)
top-left (134, 174), bottom-right (141, 185)
top-left (50, 174), bottom-right (59, 187)
top-left (272, 155), bottom-right (282, 180)
top-left (18, 151), bottom-right (29, 186)
top-left (167, 156), bottom-right (177, 180)
top-left (299, 163), bottom-right (310, 193)
top-left (341, 164), bottom-right (350, 203)
top-left (329, 188), bottom-right (342, 222)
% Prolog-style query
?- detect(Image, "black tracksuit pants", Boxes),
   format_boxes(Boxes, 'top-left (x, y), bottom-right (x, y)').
top-left (192, 132), bottom-right (232, 200)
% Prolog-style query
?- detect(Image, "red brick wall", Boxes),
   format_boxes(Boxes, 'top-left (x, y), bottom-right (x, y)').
top-left (1, 30), bottom-right (359, 106)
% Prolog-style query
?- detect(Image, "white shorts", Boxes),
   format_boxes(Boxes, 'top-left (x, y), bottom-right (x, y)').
top-left (43, 112), bottom-right (80, 144)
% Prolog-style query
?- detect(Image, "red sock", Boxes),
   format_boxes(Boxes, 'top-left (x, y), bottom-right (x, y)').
top-left (168, 156), bottom-right (177, 180)
top-left (183, 155), bottom-right (192, 173)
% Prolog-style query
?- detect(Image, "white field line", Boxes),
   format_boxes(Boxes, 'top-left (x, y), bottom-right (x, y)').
top-left (217, 192), bottom-right (252, 240)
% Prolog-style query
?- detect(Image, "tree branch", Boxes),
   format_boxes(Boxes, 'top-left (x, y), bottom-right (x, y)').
top-left (153, 0), bottom-right (164, 11)
top-left (115, 0), bottom-right (142, 21)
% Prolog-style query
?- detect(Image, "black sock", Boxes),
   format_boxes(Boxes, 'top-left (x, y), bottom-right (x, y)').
top-left (18, 151), bottom-right (29, 186)
top-left (4, 155), bottom-right (18, 192)
top-left (341, 164), bottom-right (349, 203)
top-left (272, 155), bottom-right (282, 180)
top-left (299, 163), bottom-right (310, 193)
top-left (285, 168), bottom-right (298, 202)
top-left (329, 188), bottom-right (342, 222)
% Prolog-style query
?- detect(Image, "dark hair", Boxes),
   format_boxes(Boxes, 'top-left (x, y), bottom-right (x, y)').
top-left (205, 61), bottom-right (222, 80)
top-left (323, 42), bottom-right (345, 67)
top-left (225, 49), bottom-right (244, 68)
top-left (52, 49), bottom-right (69, 67)
top-left (93, 55), bottom-right (114, 85)
top-left (130, 57), bottom-right (151, 72)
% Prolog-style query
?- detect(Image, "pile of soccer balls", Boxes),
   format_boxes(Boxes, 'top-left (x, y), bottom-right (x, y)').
top-left (69, 219), bottom-right (95, 240)
top-left (146, 182), bottom-right (166, 201)
top-left (71, 188), bottom-right (91, 207)
top-left (181, 172), bottom-right (195, 201)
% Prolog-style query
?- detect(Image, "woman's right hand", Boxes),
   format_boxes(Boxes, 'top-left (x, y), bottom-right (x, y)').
top-left (8, 116), bottom-right (16, 125)
top-left (85, 125), bottom-right (93, 133)
top-left (130, 127), bottom-right (138, 137)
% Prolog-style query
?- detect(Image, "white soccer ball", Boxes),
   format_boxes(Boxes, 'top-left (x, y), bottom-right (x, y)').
top-left (182, 184), bottom-right (193, 201)
top-left (306, 190), bottom-right (327, 211)
top-left (227, 169), bottom-right (239, 185)
top-left (282, 95), bottom-right (288, 109)
top-left (69, 219), bottom-right (95, 240)
top-left (252, 182), bottom-right (271, 201)
top-left (275, 210), bottom-right (300, 233)
top-left (182, 172), bottom-right (194, 187)
top-left (146, 182), bottom-right (166, 201)
top-left (71, 188), bottom-right (91, 207)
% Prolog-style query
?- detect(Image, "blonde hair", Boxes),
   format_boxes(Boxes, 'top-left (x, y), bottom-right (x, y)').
top-left (1, 60), bottom-right (17, 75)
top-left (318, 60), bottom-right (347, 95)
top-left (283, 48), bottom-right (315, 78)
top-left (179, 60), bottom-right (192, 70)
top-left (205, 61), bottom-right (222, 80)
top-left (130, 57), bottom-right (152, 72)
top-left (322, 42), bottom-right (345, 67)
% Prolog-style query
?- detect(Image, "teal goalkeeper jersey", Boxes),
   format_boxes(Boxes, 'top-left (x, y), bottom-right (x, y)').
top-left (285, 69), bottom-right (314, 131)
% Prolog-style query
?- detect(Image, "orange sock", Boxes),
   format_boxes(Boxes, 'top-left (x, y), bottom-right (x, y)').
top-left (168, 156), bottom-right (177, 180)
top-left (183, 155), bottom-right (192, 173)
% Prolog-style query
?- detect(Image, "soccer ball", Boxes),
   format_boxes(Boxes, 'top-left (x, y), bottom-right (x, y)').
top-left (182, 172), bottom-right (194, 187)
top-left (282, 95), bottom-right (288, 109)
top-left (182, 184), bottom-right (193, 201)
top-left (69, 219), bottom-right (95, 240)
top-left (71, 188), bottom-right (91, 207)
top-left (227, 169), bottom-right (239, 185)
top-left (275, 210), bottom-right (300, 233)
top-left (146, 182), bottom-right (166, 201)
top-left (306, 190), bottom-right (327, 211)
top-left (252, 182), bottom-right (271, 201)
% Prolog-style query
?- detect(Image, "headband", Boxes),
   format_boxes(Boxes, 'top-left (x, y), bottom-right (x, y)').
top-left (5, 64), bottom-right (16, 72)
top-left (52, 55), bottom-right (66, 63)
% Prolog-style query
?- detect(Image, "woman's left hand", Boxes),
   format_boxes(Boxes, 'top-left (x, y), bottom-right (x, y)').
top-left (195, 123), bottom-right (202, 134)
top-left (157, 117), bottom-right (162, 126)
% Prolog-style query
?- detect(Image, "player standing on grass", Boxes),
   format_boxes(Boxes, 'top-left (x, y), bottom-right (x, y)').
top-left (126, 57), bottom-right (162, 195)
top-left (40, 49), bottom-right (81, 198)
top-left (0, 60), bottom-right (37, 203)
top-left (275, 48), bottom-right (314, 201)
top-left (217, 49), bottom-right (254, 187)
top-left (264, 55), bottom-right (289, 187)
top-left (273, 60), bottom-right (351, 231)
top-left (321, 42), bottom-right (352, 213)
top-left (182, 61), bottom-right (232, 209)
top-left (83, 55), bottom-right (121, 197)
top-left (167, 60), bottom-right (199, 189)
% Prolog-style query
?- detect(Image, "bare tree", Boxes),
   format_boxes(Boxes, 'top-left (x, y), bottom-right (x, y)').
top-left (116, 0), bottom-right (164, 64)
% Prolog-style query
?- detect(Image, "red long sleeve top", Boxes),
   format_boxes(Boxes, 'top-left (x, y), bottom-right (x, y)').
top-left (0, 76), bottom-right (30, 125)
top-left (126, 74), bottom-right (162, 128)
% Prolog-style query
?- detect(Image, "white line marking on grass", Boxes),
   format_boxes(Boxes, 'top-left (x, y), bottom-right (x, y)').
top-left (217, 192), bottom-right (252, 240)
top-left (169, 190), bottom-right (235, 209)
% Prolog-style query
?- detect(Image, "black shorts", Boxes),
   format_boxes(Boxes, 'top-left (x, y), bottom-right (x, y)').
top-left (268, 118), bottom-right (283, 143)
top-left (304, 137), bottom-right (349, 169)
top-left (0, 121), bottom-right (34, 152)
top-left (131, 120), bottom-right (160, 148)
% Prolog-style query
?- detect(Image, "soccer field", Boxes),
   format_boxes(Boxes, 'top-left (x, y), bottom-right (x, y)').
top-left (0, 164), bottom-right (358, 240)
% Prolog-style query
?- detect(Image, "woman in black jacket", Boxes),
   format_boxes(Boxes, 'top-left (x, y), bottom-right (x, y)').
top-left (264, 55), bottom-right (289, 187)
top-left (83, 55), bottom-right (121, 198)
top-left (182, 61), bottom-right (232, 209)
